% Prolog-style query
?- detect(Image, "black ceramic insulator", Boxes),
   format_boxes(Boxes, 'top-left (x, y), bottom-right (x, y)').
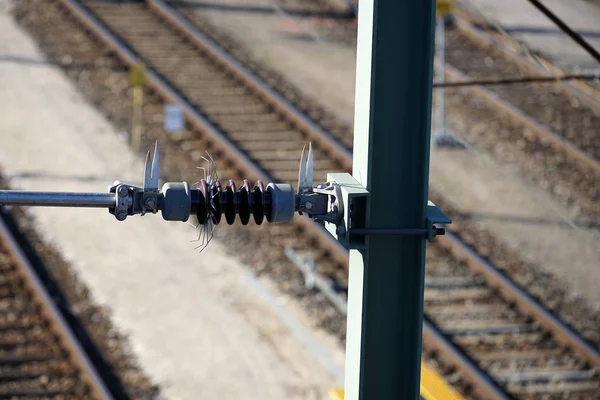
top-left (225, 180), bottom-right (236, 225)
top-left (191, 179), bottom-right (272, 226)
top-left (253, 181), bottom-right (265, 225)
top-left (212, 180), bottom-right (222, 224)
top-left (239, 180), bottom-right (250, 225)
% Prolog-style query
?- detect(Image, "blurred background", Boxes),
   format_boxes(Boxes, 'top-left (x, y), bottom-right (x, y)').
top-left (0, 0), bottom-right (598, 399)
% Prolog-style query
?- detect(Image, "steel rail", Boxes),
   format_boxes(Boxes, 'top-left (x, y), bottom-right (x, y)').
top-left (148, 0), bottom-right (353, 171)
top-left (0, 216), bottom-right (114, 400)
top-left (422, 318), bottom-right (511, 400)
top-left (443, 63), bottom-right (600, 174)
top-left (438, 231), bottom-right (600, 371)
top-left (57, 0), bottom-right (349, 267)
top-left (452, 13), bottom-right (600, 113)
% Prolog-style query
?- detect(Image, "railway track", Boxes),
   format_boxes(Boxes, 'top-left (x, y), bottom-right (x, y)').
top-left (14, 0), bottom-right (600, 398)
top-left (278, 0), bottom-right (600, 216)
top-left (444, 17), bottom-right (600, 170)
top-left (441, 16), bottom-right (600, 218)
top-left (0, 210), bottom-right (112, 399)
top-left (424, 234), bottom-right (600, 399)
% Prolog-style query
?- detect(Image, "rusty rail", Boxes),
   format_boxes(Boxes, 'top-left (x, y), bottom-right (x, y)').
top-left (0, 216), bottom-right (113, 400)
top-left (443, 63), bottom-right (600, 174)
top-left (438, 231), bottom-right (600, 371)
top-left (452, 13), bottom-right (600, 114)
top-left (148, 0), bottom-right (353, 171)
top-left (422, 318), bottom-right (510, 400)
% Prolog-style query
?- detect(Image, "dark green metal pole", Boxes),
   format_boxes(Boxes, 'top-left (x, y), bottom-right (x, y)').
top-left (345, 0), bottom-right (436, 398)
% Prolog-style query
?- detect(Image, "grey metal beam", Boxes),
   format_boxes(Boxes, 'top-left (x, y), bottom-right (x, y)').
top-left (345, 0), bottom-right (437, 398)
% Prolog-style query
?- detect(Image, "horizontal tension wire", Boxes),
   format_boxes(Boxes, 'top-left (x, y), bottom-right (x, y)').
top-left (434, 73), bottom-right (600, 88)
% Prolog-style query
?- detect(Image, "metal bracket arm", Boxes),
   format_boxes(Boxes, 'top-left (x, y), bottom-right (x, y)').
top-left (295, 173), bottom-right (451, 249)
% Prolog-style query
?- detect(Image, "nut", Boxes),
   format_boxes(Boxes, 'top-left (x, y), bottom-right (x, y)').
top-left (116, 211), bottom-right (127, 221)
top-left (118, 186), bottom-right (129, 197)
top-left (145, 197), bottom-right (156, 209)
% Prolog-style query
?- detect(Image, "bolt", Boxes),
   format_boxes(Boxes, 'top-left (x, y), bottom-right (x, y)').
top-left (145, 197), bottom-right (156, 209)
top-left (118, 186), bottom-right (129, 197)
top-left (435, 227), bottom-right (446, 236)
top-left (316, 183), bottom-right (325, 189)
top-left (116, 211), bottom-right (127, 221)
top-left (305, 201), bottom-right (313, 210)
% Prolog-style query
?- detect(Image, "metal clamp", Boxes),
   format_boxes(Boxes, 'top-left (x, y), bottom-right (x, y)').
top-left (295, 167), bottom-right (451, 249)
top-left (106, 143), bottom-right (161, 221)
top-left (349, 202), bottom-right (451, 243)
top-left (113, 184), bottom-right (131, 221)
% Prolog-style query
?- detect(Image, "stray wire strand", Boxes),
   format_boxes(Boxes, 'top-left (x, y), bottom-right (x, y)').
top-left (190, 152), bottom-right (219, 253)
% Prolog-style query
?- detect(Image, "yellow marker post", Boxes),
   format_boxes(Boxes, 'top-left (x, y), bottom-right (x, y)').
top-left (129, 63), bottom-right (146, 152)
top-left (436, 0), bottom-right (453, 16)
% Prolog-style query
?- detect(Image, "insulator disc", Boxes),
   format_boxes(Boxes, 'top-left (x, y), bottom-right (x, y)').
top-left (253, 181), bottom-right (265, 225)
top-left (199, 179), bottom-right (210, 224)
top-left (238, 180), bottom-right (250, 225)
top-left (212, 180), bottom-right (222, 224)
top-left (195, 183), bottom-right (208, 224)
top-left (225, 180), bottom-right (236, 225)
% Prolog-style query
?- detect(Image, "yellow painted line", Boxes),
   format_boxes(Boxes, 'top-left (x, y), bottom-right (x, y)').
top-left (328, 387), bottom-right (344, 400)
top-left (329, 360), bottom-right (463, 400)
top-left (420, 362), bottom-right (463, 400)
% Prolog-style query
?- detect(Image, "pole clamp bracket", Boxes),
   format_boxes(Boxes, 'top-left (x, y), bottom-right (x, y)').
top-left (300, 173), bottom-right (451, 249)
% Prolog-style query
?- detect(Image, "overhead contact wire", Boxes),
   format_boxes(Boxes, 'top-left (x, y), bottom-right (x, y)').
top-left (525, 0), bottom-right (600, 66)
top-left (434, 73), bottom-right (600, 88)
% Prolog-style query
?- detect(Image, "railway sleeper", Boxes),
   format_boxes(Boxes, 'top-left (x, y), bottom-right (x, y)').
top-left (476, 349), bottom-right (574, 363)
top-left (507, 379), bottom-right (600, 394)
top-left (454, 331), bottom-right (546, 347)
top-left (444, 323), bottom-right (538, 337)
top-left (424, 276), bottom-right (484, 288)
top-left (493, 368), bottom-right (597, 383)
top-left (424, 287), bottom-right (490, 301)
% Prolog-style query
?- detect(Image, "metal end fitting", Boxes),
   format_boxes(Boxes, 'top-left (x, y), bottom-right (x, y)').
top-left (266, 183), bottom-right (295, 223)
top-left (161, 182), bottom-right (191, 222)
